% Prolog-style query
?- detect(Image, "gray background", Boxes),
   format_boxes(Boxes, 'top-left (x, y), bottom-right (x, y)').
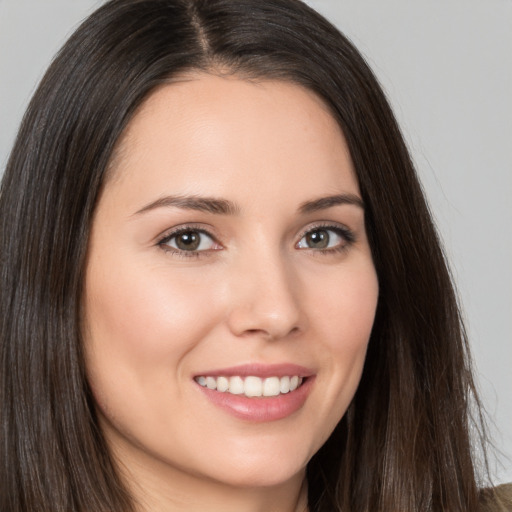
top-left (1, 0), bottom-right (511, 483)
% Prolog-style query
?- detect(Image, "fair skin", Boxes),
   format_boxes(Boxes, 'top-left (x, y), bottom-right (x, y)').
top-left (83, 73), bottom-right (379, 512)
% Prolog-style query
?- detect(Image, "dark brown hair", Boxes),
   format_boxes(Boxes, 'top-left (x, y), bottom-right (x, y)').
top-left (0, 0), bottom-right (488, 510)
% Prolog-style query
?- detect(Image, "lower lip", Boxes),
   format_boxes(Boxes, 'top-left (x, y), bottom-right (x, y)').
top-left (195, 377), bottom-right (314, 422)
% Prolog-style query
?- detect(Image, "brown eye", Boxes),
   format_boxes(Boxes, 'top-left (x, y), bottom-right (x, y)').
top-left (305, 230), bottom-right (330, 249)
top-left (296, 227), bottom-right (347, 251)
top-left (175, 231), bottom-right (201, 251)
top-left (163, 229), bottom-right (217, 252)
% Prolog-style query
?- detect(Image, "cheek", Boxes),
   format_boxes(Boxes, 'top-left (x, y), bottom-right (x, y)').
top-left (312, 258), bottom-right (378, 347)
top-left (81, 251), bottom-right (228, 421)
top-left (82, 255), bottom-right (225, 439)
top-left (84, 260), bottom-right (215, 362)
top-left (307, 259), bottom-right (378, 410)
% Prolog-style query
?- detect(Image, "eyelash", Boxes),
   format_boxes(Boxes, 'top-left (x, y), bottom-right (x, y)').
top-left (157, 223), bottom-right (356, 259)
top-left (297, 223), bottom-right (355, 255)
top-left (157, 225), bottom-right (218, 259)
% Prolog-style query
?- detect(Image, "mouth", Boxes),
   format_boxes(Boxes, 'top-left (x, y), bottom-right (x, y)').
top-left (193, 364), bottom-right (314, 422)
top-left (194, 375), bottom-right (305, 397)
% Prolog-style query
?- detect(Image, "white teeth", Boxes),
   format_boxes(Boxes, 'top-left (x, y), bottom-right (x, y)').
top-left (195, 375), bottom-right (305, 397)
top-left (206, 376), bottom-right (217, 389)
top-left (263, 376), bottom-right (281, 397)
top-left (280, 376), bottom-right (290, 394)
top-left (217, 376), bottom-right (229, 392)
top-left (229, 376), bottom-right (244, 395)
top-left (244, 376), bottom-right (263, 397)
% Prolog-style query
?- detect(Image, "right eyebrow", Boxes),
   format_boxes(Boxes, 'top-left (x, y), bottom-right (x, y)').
top-left (132, 195), bottom-right (241, 216)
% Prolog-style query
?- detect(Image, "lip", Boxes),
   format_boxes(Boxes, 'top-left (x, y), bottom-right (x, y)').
top-left (193, 363), bottom-right (315, 423)
top-left (193, 363), bottom-right (314, 379)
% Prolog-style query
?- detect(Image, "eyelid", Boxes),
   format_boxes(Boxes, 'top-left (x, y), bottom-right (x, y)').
top-left (296, 221), bottom-right (355, 242)
top-left (157, 224), bottom-right (223, 256)
top-left (295, 222), bottom-right (356, 251)
top-left (156, 222), bottom-right (215, 241)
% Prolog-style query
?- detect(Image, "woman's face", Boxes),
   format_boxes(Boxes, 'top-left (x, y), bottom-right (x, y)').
top-left (83, 74), bottom-right (378, 494)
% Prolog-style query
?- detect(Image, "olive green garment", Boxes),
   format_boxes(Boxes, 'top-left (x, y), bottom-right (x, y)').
top-left (480, 483), bottom-right (512, 511)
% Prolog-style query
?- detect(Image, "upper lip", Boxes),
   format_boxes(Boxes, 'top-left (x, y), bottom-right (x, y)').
top-left (194, 363), bottom-right (314, 379)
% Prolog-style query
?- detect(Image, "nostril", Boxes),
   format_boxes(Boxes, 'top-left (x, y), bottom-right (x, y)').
top-left (224, 280), bottom-right (304, 339)
top-left (241, 325), bottom-right (301, 340)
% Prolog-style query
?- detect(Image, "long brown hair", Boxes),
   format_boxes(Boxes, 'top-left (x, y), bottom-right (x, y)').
top-left (0, 0), bottom-right (488, 510)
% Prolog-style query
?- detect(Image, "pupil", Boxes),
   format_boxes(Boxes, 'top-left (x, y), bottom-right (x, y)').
top-left (176, 231), bottom-right (200, 251)
top-left (307, 230), bottom-right (329, 249)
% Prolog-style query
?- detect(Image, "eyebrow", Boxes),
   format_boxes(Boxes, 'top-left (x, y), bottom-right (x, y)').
top-left (134, 195), bottom-right (240, 216)
top-left (133, 192), bottom-right (364, 217)
top-left (298, 194), bottom-right (364, 213)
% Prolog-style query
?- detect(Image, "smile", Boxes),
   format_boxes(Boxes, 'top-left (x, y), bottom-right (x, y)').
top-left (195, 375), bottom-right (304, 397)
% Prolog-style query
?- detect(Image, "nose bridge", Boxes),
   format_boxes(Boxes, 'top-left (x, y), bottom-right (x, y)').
top-left (225, 240), bottom-right (304, 340)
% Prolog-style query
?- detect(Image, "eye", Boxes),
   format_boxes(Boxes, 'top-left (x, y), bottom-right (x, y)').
top-left (296, 226), bottom-right (351, 251)
top-left (159, 228), bottom-right (219, 253)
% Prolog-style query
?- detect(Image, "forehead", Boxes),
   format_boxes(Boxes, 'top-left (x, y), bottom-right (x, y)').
top-left (105, 73), bottom-right (358, 208)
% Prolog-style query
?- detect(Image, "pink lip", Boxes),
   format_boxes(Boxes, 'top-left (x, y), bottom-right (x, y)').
top-left (193, 363), bottom-right (316, 423)
top-left (194, 363), bottom-right (314, 378)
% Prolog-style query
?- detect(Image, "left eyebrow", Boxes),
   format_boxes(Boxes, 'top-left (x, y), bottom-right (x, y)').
top-left (298, 194), bottom-right (364, 214)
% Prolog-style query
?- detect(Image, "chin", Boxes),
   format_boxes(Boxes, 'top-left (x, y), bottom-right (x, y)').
top-left (196, 441), bottom-right (312, 489)
top-left (208, 462), bottom-right (306, 490)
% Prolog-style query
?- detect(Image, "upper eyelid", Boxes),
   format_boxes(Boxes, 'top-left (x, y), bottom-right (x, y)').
top-left (296, 221), bottom-right (353, 239)
top-left (157, 224), bottom-right (218, 244)
top-left (157, 227), bottom-right (221, 258)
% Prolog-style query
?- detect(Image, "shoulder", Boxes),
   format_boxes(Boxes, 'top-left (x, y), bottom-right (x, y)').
top-left (479, 483), bottom-right (512, 512)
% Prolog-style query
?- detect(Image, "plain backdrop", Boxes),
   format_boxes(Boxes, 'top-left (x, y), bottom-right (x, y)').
top-left (1, 0), bottom-right (511, 483)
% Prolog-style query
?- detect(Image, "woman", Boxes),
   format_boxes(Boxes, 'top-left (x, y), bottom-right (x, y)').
top-left (0, 0), bottom-right (509, 510)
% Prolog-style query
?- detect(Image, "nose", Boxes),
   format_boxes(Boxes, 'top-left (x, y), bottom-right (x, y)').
top-left (225, 251), bottom-right (305, 341)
